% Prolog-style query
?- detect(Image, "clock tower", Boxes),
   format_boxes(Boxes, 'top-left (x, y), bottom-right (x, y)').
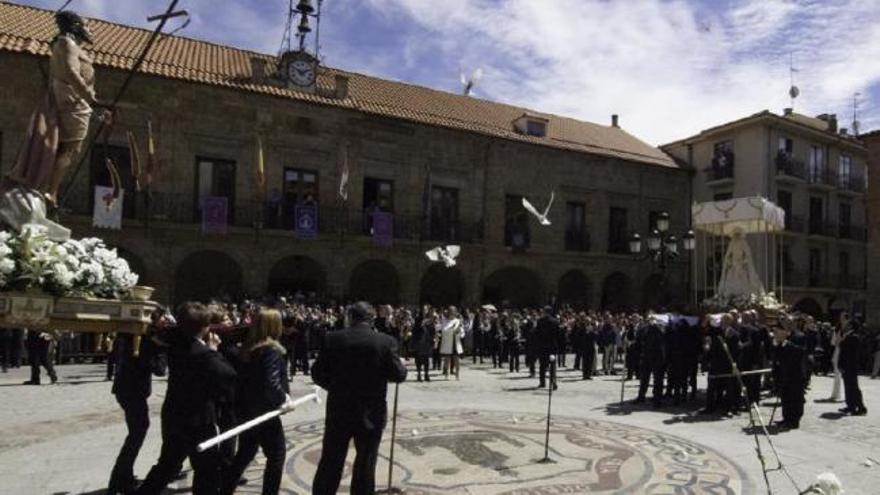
top-left (278, 0), bottom-right (323, 92)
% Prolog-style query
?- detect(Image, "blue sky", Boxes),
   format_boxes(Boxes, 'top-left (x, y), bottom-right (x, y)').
top-left (18, 0), bottom-right (880, 145)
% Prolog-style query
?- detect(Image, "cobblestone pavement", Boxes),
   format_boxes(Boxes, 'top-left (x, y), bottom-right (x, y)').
top-left (1, 360), bottom-right (879, 494)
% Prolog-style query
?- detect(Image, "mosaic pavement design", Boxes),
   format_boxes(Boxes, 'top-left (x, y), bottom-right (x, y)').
top-left (284, 409), bottom-right (751, 494)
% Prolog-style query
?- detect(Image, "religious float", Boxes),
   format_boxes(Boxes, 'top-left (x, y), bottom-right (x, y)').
top-left (0, 10), bottom-right (160, 349)
top-left (691, 196), bottom-right (787, 316)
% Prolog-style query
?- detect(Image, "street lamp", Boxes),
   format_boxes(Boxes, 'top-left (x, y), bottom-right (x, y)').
top-left (628, 212), bottom-right (695, 280)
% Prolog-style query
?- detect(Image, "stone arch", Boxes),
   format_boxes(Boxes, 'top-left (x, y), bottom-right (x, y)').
top-left (348, 259), bottom-right (400, 304)
top-left (601, 272), bottom-right (633, 312)
top-left (482, 266), bottom-right (543, 307)
top-left (268, 255), bottom-right (326, 297)
top-left (557, 270), bottom-right (592, 309)
top-left (420, 265), bottom-right (465, 307)
top-left (174, 250), bottom-right (243, 303)
top-left (793, 297), bottom-right (823, 318)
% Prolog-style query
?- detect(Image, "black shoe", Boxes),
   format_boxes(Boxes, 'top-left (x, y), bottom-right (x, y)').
top-left (50, 375), bottom-right (58, 384)
top-left (853, 408), bottom-right (867, 416)
top-left (697, 408), bottom-right (715, 415)
top-left (838, 407), bottom-right (854, 414)
top-left (538, 383), bottom-right (546, 388)
top-left (22, 380), bottom-right (40, 385)
top-left (633, 397), bottom-right (646, 404)
top-left (552, 383), bottom-right (558, 391)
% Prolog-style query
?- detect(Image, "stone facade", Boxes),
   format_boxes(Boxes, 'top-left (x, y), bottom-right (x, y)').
top-left (0, 51), bottom-right (690, 308)
top-left (861, 130), bottom-right (880, 325)
top-left (663, 111), bottom-right (868, 320)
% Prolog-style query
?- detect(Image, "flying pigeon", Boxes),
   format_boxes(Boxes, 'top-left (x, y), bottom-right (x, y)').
top-left (425, 245), bottom-right (461, 267)
top-left (522, 190), bottom-right (555, 226)
top-left (460, 67), bottom-right (483, 96)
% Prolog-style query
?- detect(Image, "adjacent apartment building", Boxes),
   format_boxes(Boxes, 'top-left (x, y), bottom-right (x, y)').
top-left (663, 109), bottom-right (868, 319)
top-left (861, 129), bottom-right (880, 325)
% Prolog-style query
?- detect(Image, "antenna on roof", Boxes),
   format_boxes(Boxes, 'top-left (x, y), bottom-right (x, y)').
top-left (460, 66), bottom-right (483, 97)
top-left (852, 92), bottom-right (861, 137)
top-left (788, 52), bottom-right (800, 110)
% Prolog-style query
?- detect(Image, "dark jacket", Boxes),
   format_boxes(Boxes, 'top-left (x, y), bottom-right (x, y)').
top-left (112, 333), bottom-right (166, 401)
top-left (162, 335), bottom-right (237, 429)
top-left (838, 330), bottom-right (862, 375)
top-left (534, 316), bottom-right (560, 355)
top-left (638, 324), bottom-right (666, 368)
top-left (238, 344), bottom-right (290, 417)
top-left (311, 322), bottom-right (407, 427)
top-left (410, 320), bottom-right (435, 358)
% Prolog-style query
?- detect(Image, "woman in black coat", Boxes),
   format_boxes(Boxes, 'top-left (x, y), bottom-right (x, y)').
top-left (412, 311), bottom-right (436, 381)
top-left (221, 309), bottom-right (291, 495)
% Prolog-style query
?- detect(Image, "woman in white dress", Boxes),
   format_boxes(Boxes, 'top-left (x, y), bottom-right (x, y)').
top-left (439, 307), bottom-right (464, 380)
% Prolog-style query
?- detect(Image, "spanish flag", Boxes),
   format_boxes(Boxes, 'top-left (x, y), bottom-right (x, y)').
top-left (255, 135), bottom-right (266, 197)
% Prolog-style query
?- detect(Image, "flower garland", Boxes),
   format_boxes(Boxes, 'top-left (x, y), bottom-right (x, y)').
top-left (0, 225), bottom-right (138, 299)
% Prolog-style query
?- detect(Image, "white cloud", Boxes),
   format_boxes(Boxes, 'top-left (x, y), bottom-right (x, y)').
top-left (360, 0), bottom-right (880, 144)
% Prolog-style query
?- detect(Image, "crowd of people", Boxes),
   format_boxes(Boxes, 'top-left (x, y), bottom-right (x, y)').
top-left (3, 296), bottom-right (879, 495)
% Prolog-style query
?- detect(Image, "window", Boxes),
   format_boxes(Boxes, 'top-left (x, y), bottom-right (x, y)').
top-left (565, 202), bottom-right (588, 251)
top-left (282, 168), bottom-right (317, 229)
top-left (195, 157), bottom-right (236, 224)
top-left (839, 155), bottom-right (852, 188)
top-left (608, 207), bottom-right (628, 253)
top-left (778, 136), bottom-right (793, 155)
top-left (712, 141), bottom-right (734, 168)
top-left (777, 190), bottom-right (792, 229)
top-left (839, 252), bottom-right (850, 287)
top-left (781, 243), bottom-right (794, 282)
top-left (714, 192), bottom-right (733, 201)
top-left (839, 202), bottom-right (852, 238)
top-left (809, 248), bottom-right (824, 286)
top-left (505, 195), bottom-right (530, 250)
top-left (808, 145), bottom-right (824, 182)
top-left (91, 145), bottom-right (137, 219)
top-left (808, 197), bottom-right (824, 235)
top-left (363, 177), bottom-right (394, 234)
top-left (526, 120), bottom-right (547, 137)
top-left (430, 186), bottom-right (460, 242)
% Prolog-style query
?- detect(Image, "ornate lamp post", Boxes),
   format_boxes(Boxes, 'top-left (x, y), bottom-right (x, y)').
top-left (628, 211), bottom-right (695, 304)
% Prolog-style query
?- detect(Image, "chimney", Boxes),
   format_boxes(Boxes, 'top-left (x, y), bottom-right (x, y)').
top-left (783, 107), bottom-right (793, 116)
top-left (334, 75), bottom-right (349, 99)
top-left (611, 114), bottom-right (619, 128)
top-left (840, 128), bottom-right (849, 136)
top-left (250, 57), bottom-right (268, 84)
top-left (829, 114), bottom-right (838, 133)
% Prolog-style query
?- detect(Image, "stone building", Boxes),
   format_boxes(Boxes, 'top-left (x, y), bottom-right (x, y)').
top-left (0, 3), bottom-right (690, 308)
top-left (663, 110), bottom-right (868, 319)
top-left (861, 129), bottom-right (880, 325)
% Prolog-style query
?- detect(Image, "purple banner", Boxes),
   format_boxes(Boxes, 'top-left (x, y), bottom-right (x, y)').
top-left (372, 211), bottom-right (393, 246)
top-left (295, 205), bottom-right (318, 239)
top-left (201, 196), bottom-right (228, 234)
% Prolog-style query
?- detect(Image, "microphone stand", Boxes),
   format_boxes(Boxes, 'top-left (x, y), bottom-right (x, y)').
top-left (537, 355), bottom-right (556, 464)
top-left (377, 382), bottom-right (404, 494)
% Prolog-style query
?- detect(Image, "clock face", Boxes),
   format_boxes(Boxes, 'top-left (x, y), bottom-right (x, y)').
top-left (288, 58), bottom-right (316, 87)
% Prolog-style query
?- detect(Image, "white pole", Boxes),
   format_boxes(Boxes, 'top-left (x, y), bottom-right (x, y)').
top-left (197, 387), bottom-right (322, 452)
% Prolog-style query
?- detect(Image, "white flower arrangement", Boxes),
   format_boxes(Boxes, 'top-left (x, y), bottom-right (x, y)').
top-left (702, 291), bottom-right (787, 313)
top-left (0, 226), bottom-right (139, 299)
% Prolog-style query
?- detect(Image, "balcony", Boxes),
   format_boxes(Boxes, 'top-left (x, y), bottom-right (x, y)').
top-left (838, 174), bottom-right (866, 195)
top-left (775, 152), bottom-right (806, 180)
top-left (838, 224), bottom-right (867, 242)
top-left (63, 191), bottom-right (485, 243)
top-left (807, 219), bottom-right (837, 237)
top-left (564, 229), bottom-right (591, 252)
top-left (704, 162), bottom-right (734, 183)
top-left (807, 167), bottom-right (837, 188)
top-left (835, 273), bottom-right (866, 290)
top-left (784, 214), bottom-right (804, 233)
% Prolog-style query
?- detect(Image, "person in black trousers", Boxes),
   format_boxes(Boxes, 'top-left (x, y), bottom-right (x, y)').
top-left (311, 302), bottom-right (407, 495)
top-left (535, 307), bottom-right (559, 390)
top-left (136, 302), bottom-right (238, 495)
top-left (0, 328), bottom-right (12, 373)
top-left (222, 309), bottom-right (291, 495)
top-left (635, 318), bottom-right (666, 407)
top-left (580, 318), bottom-right (597, 380)
top-left (23, 329), bottom-right (57, 385)
top-left (412, 312), bottom-right (435, 382)
top-left (837, 314), bottom-right (867, 416)
top-left (107, 326), bottom-right (167, 495)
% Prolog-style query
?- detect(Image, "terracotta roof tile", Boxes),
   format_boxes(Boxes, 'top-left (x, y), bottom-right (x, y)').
top-left (0, 1), bottom-right (677, 168)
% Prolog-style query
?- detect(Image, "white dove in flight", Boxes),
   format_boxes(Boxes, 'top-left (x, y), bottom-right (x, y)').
top-left (425, 245), bottom-right (461, 267)
top-left (522, 190), bottom-right (555, 226)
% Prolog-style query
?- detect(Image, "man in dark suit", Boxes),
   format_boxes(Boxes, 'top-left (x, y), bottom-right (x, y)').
top-left (136, 302), bottom-right (237, 495)
top-left (311, 302), bottom-right (408, 495)
top-left (772, 321), bottom-right (808, 429)
top-left (107, 325), bottom-right (167, 495)
top-left (535, 307), bottom-right (559, 390)
top-left (838, 313), bottom-right (867, 416)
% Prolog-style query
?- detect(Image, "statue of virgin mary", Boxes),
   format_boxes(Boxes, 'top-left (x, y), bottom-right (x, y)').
top-left (716, 228), bottom-right (765, 299)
